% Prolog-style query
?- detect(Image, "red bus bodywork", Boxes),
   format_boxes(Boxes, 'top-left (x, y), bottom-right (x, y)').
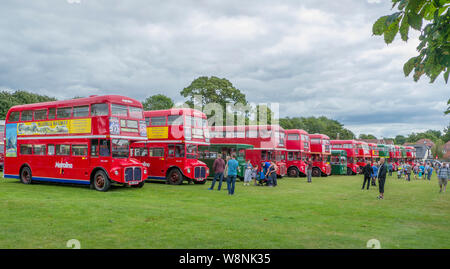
top-left (309, 134), bottom-right (332, 177)
top-left (355, 141), bottom-right (371, 170)
top-left (130, 108), bottom-right (210, 185)
top-left (209, 125), bottom-right (287, 177)
top-left (4, 95), bottom-right (148, 191)
top-left (330, 140), bottom-right (359, 175)
top-left (369, 143), bottom-right (379, 162)
top-left (0, 120), bottom-right (4, 170)
top-left (285, 129), bottom-right (310, 177)
top-left (406, 146), bottom-right (416, 164)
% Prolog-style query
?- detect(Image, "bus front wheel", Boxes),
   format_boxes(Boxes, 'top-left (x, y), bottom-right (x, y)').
top-left (167, 169), bottom-right (183, 185)
top-left (20, 166), bottom-right (33, 184)
top-left (312, 168), bottom-right (321, 177)
top-left (93, 170), bottom-right (111, 192)
top-left (288, 167), bottom-right (299, 177)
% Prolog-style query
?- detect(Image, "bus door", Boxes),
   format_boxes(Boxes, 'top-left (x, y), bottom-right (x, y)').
top-left (167, 143), bottom-right (184, 173)
top-left (147, 145), bottom-right (165, 178)
top-left (90, 139), bottom-right (111, 173)
top-left (71, 144), bottom-right (90, 180)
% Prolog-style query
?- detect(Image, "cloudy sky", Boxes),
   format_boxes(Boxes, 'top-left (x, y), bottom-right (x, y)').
top-left (0, 0), bottom-right (448, 138)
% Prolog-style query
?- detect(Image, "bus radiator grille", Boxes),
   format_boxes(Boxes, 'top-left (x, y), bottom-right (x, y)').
top-left (125, 167), bottom-right (142, 182)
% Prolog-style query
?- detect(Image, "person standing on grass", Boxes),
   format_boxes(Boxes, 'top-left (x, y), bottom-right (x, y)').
top-left (209, 153), bottom-right (226, 191)
top-left (243, 160), bottom-right (253, 186)
top-left (427, 165), bottom-right (433, 181)
top-left (372, 162), bottom-right (379, 186)
top-left (226, 154), bottom-right (239, 195)
top-left (377, 158), bottom-right (388, 200)
top-left (388, 162), bottom-right (393, 177)
top-left (306, 158), bottom-right (313, 183)
top-left (405, 163), bottom-right (412, 181)
top-left (362, 162), bottom-right (372, 190)
top-left (252, 165), bottom-right (258, 186)
top-left (437, 163), bottom-right (449, 193)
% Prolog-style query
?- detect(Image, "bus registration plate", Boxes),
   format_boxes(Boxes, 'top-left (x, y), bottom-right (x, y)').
top-left (128, 181), bottom-right (140, 185)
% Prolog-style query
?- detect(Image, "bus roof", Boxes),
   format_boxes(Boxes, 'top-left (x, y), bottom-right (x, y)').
top-left (331, 139), bottom-right (358, 144)
top-left (286, 129), bottom-right (309, 135)
top-left (210, 125), bottom-right (285, 132)
top-left (207, 143), bottom-right (254, 149)
top-left (7, 95), bottom-right (143, 111)
top-left (309, 134), bottom-right (330, 140)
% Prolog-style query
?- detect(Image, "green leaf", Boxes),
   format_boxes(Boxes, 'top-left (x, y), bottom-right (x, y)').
top-left (384, 17), bottom-right (400, 44)
top-left (408, 12), bottom-right (423, 30)
top-left (403, 57), bottom-right (417, 76)
top-left (398, 0), bottom-right (409, 10)
top-left (399, 15), bottom-right (410, 41)
top-left (372, 16), bottom-right (389, 35)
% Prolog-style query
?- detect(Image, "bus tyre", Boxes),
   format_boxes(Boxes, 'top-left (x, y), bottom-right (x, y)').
top-left (20, 166), bottom-right (33, 184)
top-left (167, 169), bottom-right (183, 185)
top-left (347, 167), bottom-right (352, 176)
top-left (288, 167), bottom-right (299, 177)
top-left (93, 170), bottom-right (111, 192)
top-left (312, 168), bottom-right (321, 177)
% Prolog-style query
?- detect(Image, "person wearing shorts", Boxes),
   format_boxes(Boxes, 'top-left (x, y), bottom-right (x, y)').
top-left (437, 163), bottom-right (449, 193)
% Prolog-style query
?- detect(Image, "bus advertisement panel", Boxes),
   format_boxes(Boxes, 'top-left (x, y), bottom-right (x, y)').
top-left (3, 95), bottom-right (148, 191)
top-left (130, 108), bottom-right (210, 185)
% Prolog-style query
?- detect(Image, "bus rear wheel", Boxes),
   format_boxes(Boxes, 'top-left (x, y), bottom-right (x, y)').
top-left (312, 168), bottom-right (321, 177)
top-left (20, 166), bottom-right (32, 184)
top-left (167, 169), bottom-right (183, 185)
top-left (93, 170), bottom-right (111, 192)
top-left (288, 167), bottom-right (299, 177)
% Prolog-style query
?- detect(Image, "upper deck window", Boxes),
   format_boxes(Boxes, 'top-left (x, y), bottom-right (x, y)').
top-left (129, 106), bottom-right (143, 118)
top-left (34, 109), bottom-right (47, 121)
top-left (57, 107), bottom-right (72, 119)
top-left (111, 104), bottom-right (128, 116)
top-left (334, 144), bottom-right (343, 148)
top-left (168, 115), bottom-right (183, 125)
top-left (150, 116), bottom-right (166, 126)
top-left (311, 138), bottom-right (321, 144)
top-left (236, 131), bottom-right (245, 138)
top-left (287, 134), bottom-right (299, 141)
top-left (343, 144), bottom-right (353, 149)
top-left (259, 129), bottom-right (271, 138)
top-left (8, 111), bottom-right (20, 122)
top-left (91, 103), bottom-right (108, 116)
top-left (73, 106), bottom-right (89, 118)
top-left (193, 117), bottom-right (203, 127)
top-left (21, 110), bottom-right (33, 121)
top-left (48, 108), bottom-right (56, 119)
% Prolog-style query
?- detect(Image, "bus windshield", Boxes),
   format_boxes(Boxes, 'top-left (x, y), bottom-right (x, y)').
top-left (186, 144), bottom-right (197, 159)
top-left (112, 139), bottom-right (129, 158)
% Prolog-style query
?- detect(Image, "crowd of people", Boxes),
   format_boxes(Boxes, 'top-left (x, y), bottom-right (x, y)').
top-left (207, 153), bottom-right (449, 197)
top-left (362, 159), bottom-right (449, 197)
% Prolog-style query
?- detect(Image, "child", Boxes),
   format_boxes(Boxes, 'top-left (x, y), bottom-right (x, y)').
top-left (252, 165), bottom-right (258, 186)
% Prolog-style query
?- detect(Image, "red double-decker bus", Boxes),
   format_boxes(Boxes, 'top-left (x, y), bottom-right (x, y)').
top-left (130, 108), bottom-right (210, 185)
top-left (369, 143), bottom-right (379, 163)
top-left (355, 141), bottom-right (371, 170)
top-left (0, 120), bottom-right (5, 170)
top-left (309, 134), bottom-right (331, 177)
top-left (330, 140), bottom-right (359, 175)
top-left (285, 129), bottom-right (310, 177)
top-left (405, 146), bottom-right (416, 164)
top-left (4, 95), bottom-right (148, 191)
top-left (209, 125), bottom-right (287, 177)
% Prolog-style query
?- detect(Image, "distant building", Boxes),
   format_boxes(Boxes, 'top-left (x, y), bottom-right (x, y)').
top-left (407, 139), bottom-right (434, 160)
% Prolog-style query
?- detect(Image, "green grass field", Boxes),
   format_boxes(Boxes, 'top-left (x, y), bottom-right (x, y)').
top-left (0, 173), bottom-right (448, 249)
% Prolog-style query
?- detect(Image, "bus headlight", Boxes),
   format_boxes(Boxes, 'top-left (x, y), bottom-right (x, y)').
top-left (144, 168), bottom-right (147, 174)
top-left (114, 170), bottom-right (119, 176)
top-left (187, 168), bottom-right (191, 173)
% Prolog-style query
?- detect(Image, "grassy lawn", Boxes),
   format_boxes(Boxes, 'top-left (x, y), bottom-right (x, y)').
top-left (0, 172), bottom-right (448, 249)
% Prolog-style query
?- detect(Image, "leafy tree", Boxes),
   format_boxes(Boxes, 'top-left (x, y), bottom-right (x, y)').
top-left (180, 76), bottom-right (247, 109)
top-left (394, 135), bottom-right (407, 145)
top-left (359, 134), bottom-right (378, 139)
top-left (0, 90), bottom-right (57, 119)
top-left (446, 99), bottom-right (450, 114)
top-left (142, 94), bottom-right (174, 111)
top-left (372, 0), bottom-right (449, 83)
top-left (431, 138), bottom-right (444, 158)
top-left (441, 123), bottom-right (450, 142)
